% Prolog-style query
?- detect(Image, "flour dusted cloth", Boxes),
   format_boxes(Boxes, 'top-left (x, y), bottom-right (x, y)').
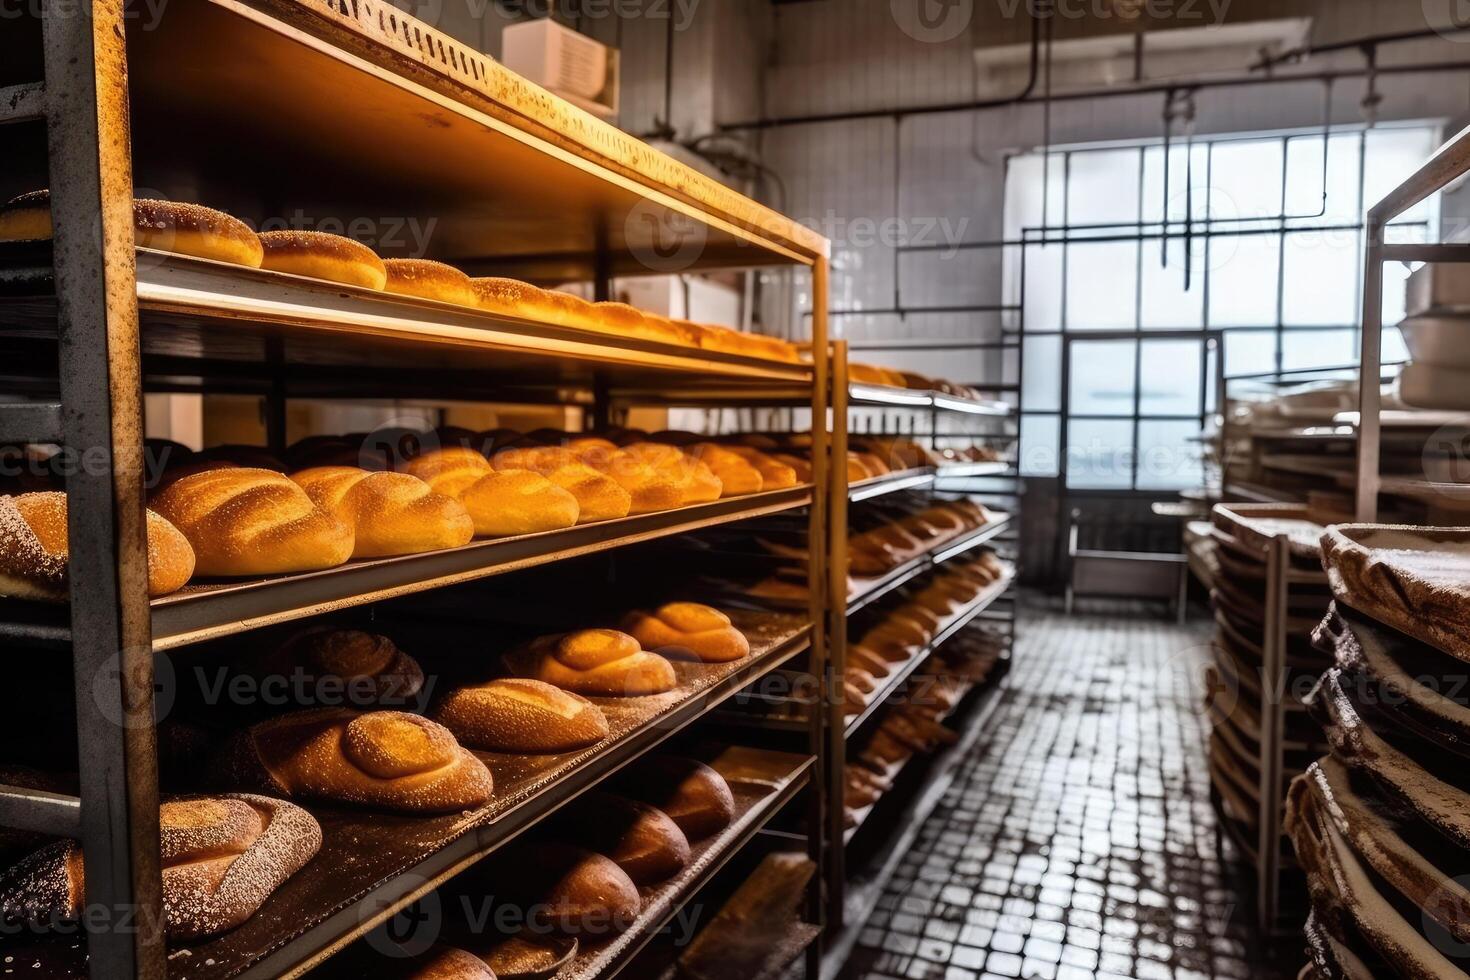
top-left (1321, 525), bottom-right (1470, 662)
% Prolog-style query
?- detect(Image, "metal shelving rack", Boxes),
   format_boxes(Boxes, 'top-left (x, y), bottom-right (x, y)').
top-left (820, 341), bottom-right (1022, 975)
top-left (1357, 120), bottom-right (1470, 521)
top-left (0, 1), bottom-right (832, 977)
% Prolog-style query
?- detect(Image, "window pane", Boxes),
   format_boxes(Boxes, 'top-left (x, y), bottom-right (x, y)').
top-left (1140, 340), bottom-right (1203, 415)
top-left (1282, 329), bottom-right (1357, 372)
top-left (1070, 339), bottom-right (1137, 416)
top-left (1142, 143), bottom-right (1209, 225)
top-left (1207, 139), bottom-right (1285, 223)
top-left (1066, 241), bottom-right (1138, 330)
top-left (1021, 414), bottom-right (1061, 478)
top-left (1024, 243), bottom-right (1064, 331)
top-left (1005, 153), bottom-right (1066, 240)
top-left (1365, 128), bottom-right (1440, 226)
top-left (1137, 420), bottom-right (1204, 491)
top-left (1023, 335), bottom-right (1062, 412)
top-left (1286, 132), bottom-right (1362, 227)
top-left (1223, 329), bottom-right (1277, 377)
top-left (1141, 238), bottom-right (1205, 328)
top-left (1282, 229), bottom-right (1359, 326)
top-left (1067, 419), bottom-right (1134, 489)
top-left (1208, 233), bottom-right (1281, 327)
top-left (1068, 148), bottom-right (1141, 231)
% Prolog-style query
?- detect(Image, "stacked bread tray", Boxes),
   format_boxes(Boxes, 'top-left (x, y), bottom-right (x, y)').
top-left (1288, 526), bottom-right (1470, 979)
top-left (1206, 504), bottom-right (1332, 888)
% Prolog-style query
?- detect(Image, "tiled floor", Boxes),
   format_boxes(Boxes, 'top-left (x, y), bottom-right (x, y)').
top-left (842, 601), bottom-right (1294, 980)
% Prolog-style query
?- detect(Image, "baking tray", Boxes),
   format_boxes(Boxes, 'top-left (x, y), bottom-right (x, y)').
top-left (0, 615), bottom-right (810, 979)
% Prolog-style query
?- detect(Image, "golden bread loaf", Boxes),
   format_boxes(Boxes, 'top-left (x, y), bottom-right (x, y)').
top-left (620, 602), bottom-right (750, 664)
top-left (0, 190), bottom-right (264, 268)
top-left (471, 276), bottom-right (558, 321)
top-left (382, 258), bottom-right (477, 306)
top-left (0, 492), bottom-right (194, 601)
top-left (433, 677), bottom-right (609, 753)
top-left (557, 792), bottom-right (691, 885)
top-left (404, 448), bottom-right (580, 536)
top-left (621, 443), bottom-right (723, 504)
top-left (691, 444), bottom-right (764, 497)
top-left (257, 230), bottom-right (387, 289)
top-left (493, 449), bottom-right (632, 522)
top-left (0, 794), bottom-right (320, 939)
top-left (614, 756), bottom-right (735, 841)
top-left (721, 446), bottom-right (799, 489)
top-left (264, 628), bottom-right (425, 705)
top-left (497, 843), bottom-right (641, 936)
top-left (290, 467), bottom-right (473, 558)
top-left (504, 629), bottom-right (677, 697)
top-left (570, 446), bottom-right (683, 514)
top-left (400, 948), bottom-right (496, 980)
top-left (150, 467), bottom-right (354, 576)
top-left (211, 708), bottom-right (493, 813)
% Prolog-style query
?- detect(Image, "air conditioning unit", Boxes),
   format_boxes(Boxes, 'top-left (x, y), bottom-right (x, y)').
top-left (501, 18), bottom-right (620, 120)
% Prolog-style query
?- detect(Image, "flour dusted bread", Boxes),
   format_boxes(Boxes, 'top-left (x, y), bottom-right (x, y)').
top-left (556, 792), bottom-right (690, 885)
top-left (0, 492), bottom-right (195, 601)
top-left (290, 466), bottom-right (473, 558)
top-left (212, 708), bottom-right (493, 813)
top-left (0, 190), bottom-right (264, 267)
top-left (504, 629), bottom-right (677, 697)
top-left (263, 628), bottom-right (425, 706)
top-left (621, 602), bottom-right (750, 663)
top-left (258, 230), bottom-right (388, 290)
top-left (0, 794), bottom-right (319, 940)
top-left (150, 467), bottom-right (354, 576)
top-left (382, 258), bottom-right (477, 306)
top-left (433, 678), bottom-right (609, 753)
top-left (613, 756), bottom-right (735, 841)
top-left (497, 843), bottom-right (641, 936)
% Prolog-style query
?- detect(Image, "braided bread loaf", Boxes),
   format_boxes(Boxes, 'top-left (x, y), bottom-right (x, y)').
top-left (620, 602), bottom-right (750, 664)
top-left (403, 447), bottom-right (580, 536)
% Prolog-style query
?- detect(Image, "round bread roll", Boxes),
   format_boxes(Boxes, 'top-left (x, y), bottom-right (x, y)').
top-left (0, 492), bottom-right (194, 601)
top-left (150, 467), bottom-right (354, 576)
top-left (499, 843), bottom-right (641, 936)
top-left (622, 443), bottom-right (723, 505)
top-left (614, 757), bottom-right (735, 841)
top-left (433, 678), bottom-right (609, 753)
top-left (557, 792), bottom-right (691, 885)
top-left (290, 466), bottom-right (474, 558)
top-left (620, 602), bottom-right (750, 664)
top-left (211, 708), bottom-right (493, 813)
top-left (0, 793), bottom-right (320, 940)
top-left (257, 230), bottom-right (387, 290)
top-left (264, 627), bottom-right (425, 706)
top-left (404, 448), bottom-right (580, 537)
top-left (504, 629), bottom-right (677, 697)
top-left (0, 190), bottom-right (264, 268)
top-left (399, 947), bottom-right (495, 980)
top-left (382, 258), bottom-right (477, 307)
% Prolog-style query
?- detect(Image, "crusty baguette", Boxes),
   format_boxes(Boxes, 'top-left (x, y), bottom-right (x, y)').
top-left (382, 258), bottom-right (477, 307)
top-left (503, 629), bottom-right (677, 697)
top-left (0, 794), bottom-right (319, 939)
top-left (150, 467), bottom-right (354, 576)
top-left (620, 602), bottom-right (750, 664)
top-left (290, 466), bottom-right (473, 558)
top-left (613, 756), bottom-right (735, 841)
top-left (0, 492), bottom-right (195, 601)
top-left (433, 677), bottom-right (609, 753)
top-left (210, 708), bottom-right (493, 813)
top-left (258, 230), bottom-right (387, 290)
top-left (556, 791), bottom-right (691, 885)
